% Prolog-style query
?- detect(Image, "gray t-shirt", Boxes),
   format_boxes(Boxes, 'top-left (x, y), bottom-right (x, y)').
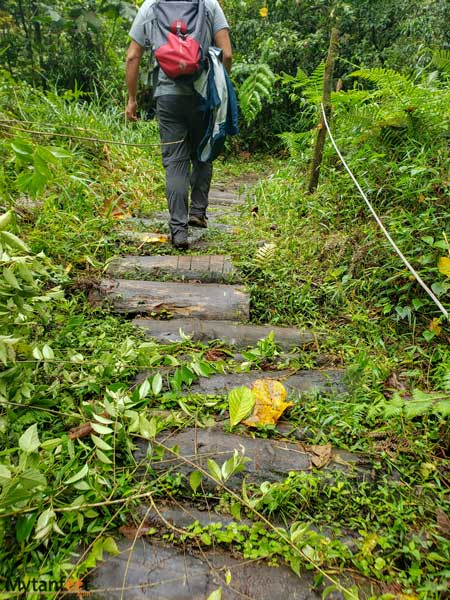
top-left (129, 0), bottom-right (229, 97)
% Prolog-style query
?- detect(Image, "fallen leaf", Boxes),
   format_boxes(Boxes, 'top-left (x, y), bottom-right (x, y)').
top-left (243, 379), bottom-right (292, 427)
top-left (308, 443), bottom-right (332, 469)
top-left (438, 256), bottom-right (450, 278)
top-left (205, 348), bottom-right (229, 361)
top-left (143, 233), bottom-right (170, 243)
top-left (102, 195), bottom-right (132, 220)
top-left (429, 318), bottom-right (442, 336)
top-left (119, 524), bottom-right (155, 540)
top-left (436, 507), bottom-right (450, 538)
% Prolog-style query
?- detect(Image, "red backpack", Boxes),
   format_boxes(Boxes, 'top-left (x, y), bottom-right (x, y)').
top-left (145, 0), bottom-right (209, 81)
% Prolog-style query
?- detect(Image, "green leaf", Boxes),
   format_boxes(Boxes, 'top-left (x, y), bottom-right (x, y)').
top-left (139, 378), bottom-right (151, 399)
top-left (91, 434), bottom-right (113, 451)
top-left (35, 509), bottom-right (55, 541)
top-left (228, 386), bottom-right (255, 427)
top-left (42, 344), bottom-right (54, 360)
top-left (96, 448), bottom-right (113, 464)
top-left (91, 422), bottom-right (113, 435)
top-left (103, 536), bottom-right (120, 555)
top-left (11, 139), bottom-right (33, 157)
top-left (0, 230), bottom-right (30, 253)
top-left (16, 512), bottom-right (38, 543)
top-left (93, 413), bottom-right (113, 425)
top-left (139, 415), bottom-right (157, 440)
top-left (0, 464), bottom-right (12, 481)
top-left (230, 502), bottom-right (241, 521)
top-left (0, 211), bottom-right (12, 231)
top-left (65, 463), bottom-right (89, 485)
top-left (19, 424), bottom-right (40, 453)
top-left (152, 372), bottom-right (163, 395)
top-left (207, 588), bottom-right (222, 600)
top-left (189, 470), bottom-right (203, 493)
top-left (207, 458), bottom-right (222, 482)
top-left (3, 267), bottom-right (20, 289)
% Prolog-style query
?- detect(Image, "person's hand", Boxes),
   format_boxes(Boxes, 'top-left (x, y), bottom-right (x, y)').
top-left (125, 99), bottom-right (138, 121)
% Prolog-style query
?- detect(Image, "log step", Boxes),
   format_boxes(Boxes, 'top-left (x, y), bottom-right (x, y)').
top-left (184, 369), bottom-right (344, 396)
top-left (133, 318), bottom-right (318, 349)
top-left (135, 429), bottom-right (371, 490)
top-left (208, 189), bottom-right (242, 205)
top-left (91, 279), bottom-right (250, 320)
top-left (118, 229), bottom-right (206, 245)
top-left (127, 215), bottom-right (236, 234)
top-left (107, 255), bottom-right (238, 283)
top-left (88, 538), bottom-right (365, 600)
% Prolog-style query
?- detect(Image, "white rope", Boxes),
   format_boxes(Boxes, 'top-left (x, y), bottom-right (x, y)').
top-left (320, 103), bottom-right (449, 320)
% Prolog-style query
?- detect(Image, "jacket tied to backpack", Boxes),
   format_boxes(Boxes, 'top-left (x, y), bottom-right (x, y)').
top-left (194, 47), bottom-right (239, 162)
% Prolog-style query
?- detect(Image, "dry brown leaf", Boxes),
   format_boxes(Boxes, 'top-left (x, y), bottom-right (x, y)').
top-left (204, 349), bottom-right (229, 361)
top-left (243, 379), bottom-right (292, 427)
top-left (436, 507), bottom-right (450, 538)
top-left (119, 524), bottom-right (154, 540)
top-left (308, 443), bottom-right (332, 469)
top-left (102, 195), bottom-right (132, 220)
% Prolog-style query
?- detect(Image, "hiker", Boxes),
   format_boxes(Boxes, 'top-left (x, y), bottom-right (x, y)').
top-left (125, 0), bottom-right (234, 249)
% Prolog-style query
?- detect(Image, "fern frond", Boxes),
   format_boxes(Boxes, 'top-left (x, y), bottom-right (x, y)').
top-left (431, 49), bottom-right (450, 76)
top-left (254, 243), bottom-right (276, 268)
top-left (278, 131), bottom-right (312, 160)
top-left (239, 63), bottom-right (276, 124)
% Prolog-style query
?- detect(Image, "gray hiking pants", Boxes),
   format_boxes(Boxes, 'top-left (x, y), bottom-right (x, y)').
top-left (156, 95), bottom-right (212, 237)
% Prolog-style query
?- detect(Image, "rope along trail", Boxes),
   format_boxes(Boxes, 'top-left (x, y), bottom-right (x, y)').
top-left (321, 103), bottom-right (449, 320)
top-left (0, 119), bottom-right (184, 148)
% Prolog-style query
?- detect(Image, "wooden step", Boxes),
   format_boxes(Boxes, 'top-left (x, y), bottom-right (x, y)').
top-left (133, 318), bottom-right (318, 349)
top-left (91, 279), bottom-right (250, 319)
top-left (107, 255), bottom-right (238, 283)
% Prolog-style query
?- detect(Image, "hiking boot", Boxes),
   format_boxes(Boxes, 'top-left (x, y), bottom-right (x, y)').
top-left (188, 214), bottom-right (208, 228)
top-left (171, 231), bottom-right (189, 250)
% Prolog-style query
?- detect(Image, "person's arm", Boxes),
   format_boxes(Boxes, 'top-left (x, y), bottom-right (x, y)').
top-left (214, 28), bottom-right (232, 73)
top-left (125, 40), bottom-right (145, 121)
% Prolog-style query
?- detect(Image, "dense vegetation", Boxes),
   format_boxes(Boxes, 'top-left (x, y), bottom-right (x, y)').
top-left (0, 1), bottom-right (449, 598)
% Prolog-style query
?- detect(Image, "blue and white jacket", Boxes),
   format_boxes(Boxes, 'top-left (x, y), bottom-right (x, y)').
top-left (194, 47), bottom-right (239, 162)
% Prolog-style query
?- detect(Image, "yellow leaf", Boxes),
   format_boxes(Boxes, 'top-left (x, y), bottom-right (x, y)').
top-left (429, 318), bottom-right (442, 336)
top-left (131, 232), bottom-right (170, 244)
top-left (438, 256), bottom-right (450, 277)
top-left (259, 6), bottom-right (268, 17)
top-left (243, 379), bottom-right (292, 427)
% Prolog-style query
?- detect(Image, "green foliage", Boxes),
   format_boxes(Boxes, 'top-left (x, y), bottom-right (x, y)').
top-left (238, 63), bottom-right (276, 125)
top-left (0, 0), bottom-right (136, 93)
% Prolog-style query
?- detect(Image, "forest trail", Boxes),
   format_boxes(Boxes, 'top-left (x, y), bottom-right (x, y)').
top-left (87, 179), bottom-right (378, 599)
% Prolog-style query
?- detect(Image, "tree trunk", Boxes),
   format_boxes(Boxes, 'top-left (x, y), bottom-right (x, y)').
top-left (307, 26), bottom-right (340, 194)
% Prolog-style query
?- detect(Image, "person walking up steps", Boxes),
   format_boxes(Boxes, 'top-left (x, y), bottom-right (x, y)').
top-left (125, 0), bottom-right (233, 249)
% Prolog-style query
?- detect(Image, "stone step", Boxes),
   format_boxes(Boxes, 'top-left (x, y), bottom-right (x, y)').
top-left (87, 538), bottom-right (369, 599)
top-left (107, 255), bottom-right (238, 283)
top-left (135, 429), bottom-right (371, 492)
top-left (91, 279), bottom-right (250, 320)
top-left (133, 318), bottom-right (318, 349)
top-left (185, 369), bottom-right (344, 396)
